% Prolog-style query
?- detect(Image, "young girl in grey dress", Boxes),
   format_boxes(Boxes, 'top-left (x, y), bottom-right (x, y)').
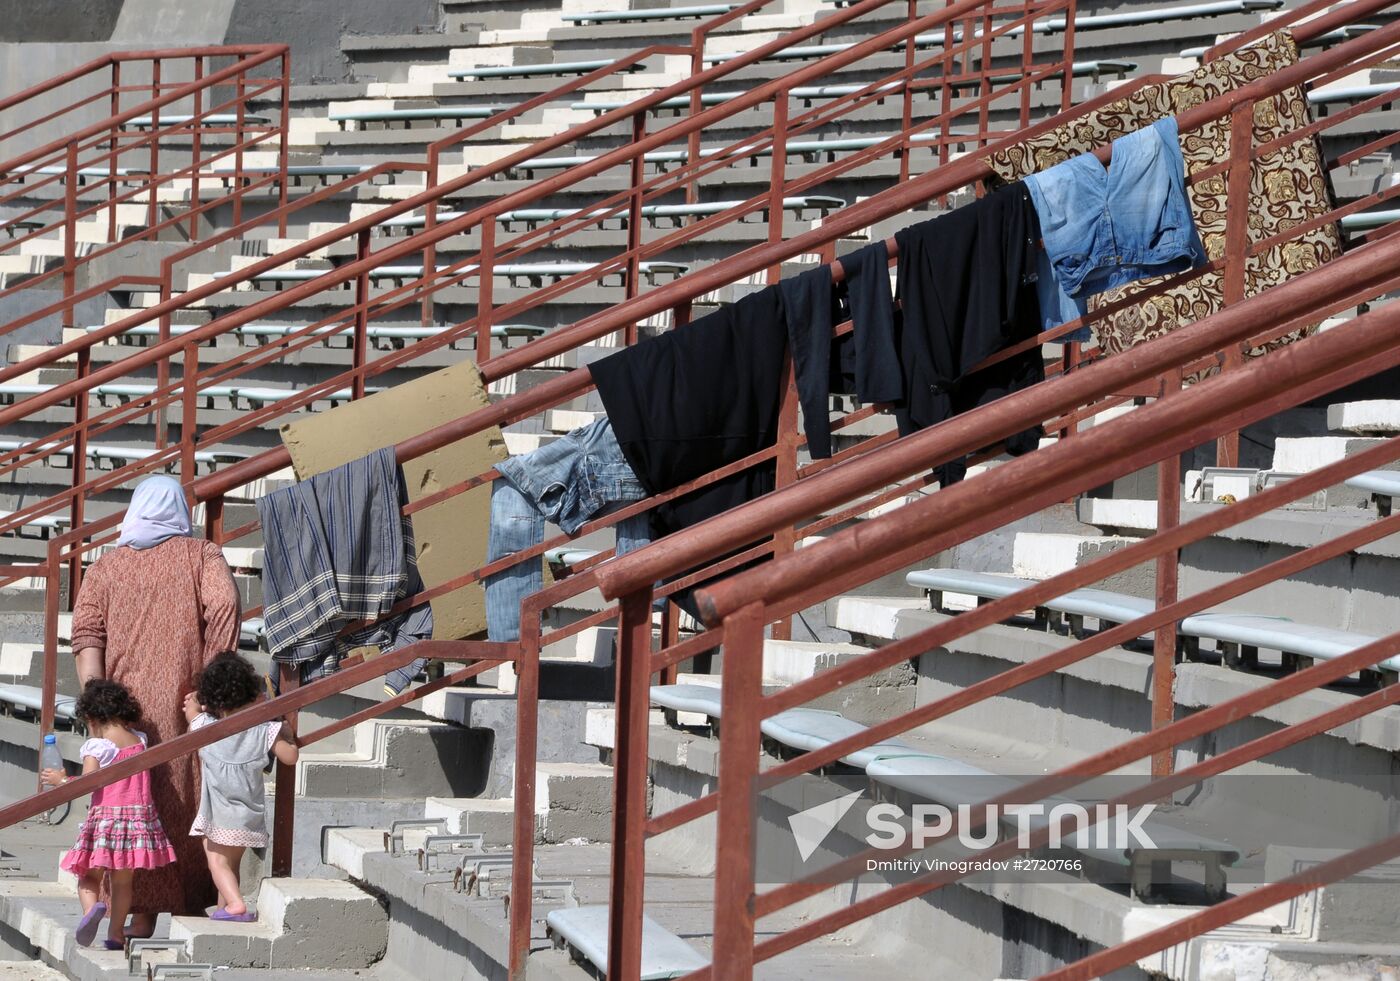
top-left (183, 652), bottom-right (299, 921)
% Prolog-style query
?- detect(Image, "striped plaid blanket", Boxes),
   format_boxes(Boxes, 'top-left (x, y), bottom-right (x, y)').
top-left (257, 447), bottom-right (433, 687)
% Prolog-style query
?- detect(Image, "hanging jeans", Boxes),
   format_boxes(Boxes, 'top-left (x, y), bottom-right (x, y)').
top-left (485, 418), bottom-right (652, 642)
top-left (1025, 117), bottom-right (1207, 343)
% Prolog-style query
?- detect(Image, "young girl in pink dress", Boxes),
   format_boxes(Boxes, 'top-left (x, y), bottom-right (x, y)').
top-left (42, 680), bottom-right (178, 949)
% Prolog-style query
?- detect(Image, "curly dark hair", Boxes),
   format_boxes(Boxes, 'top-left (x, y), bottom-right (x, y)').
top-left (74, 679), bottom-right (143, 727)
top-left (195, 651), bottom-right (262, 715)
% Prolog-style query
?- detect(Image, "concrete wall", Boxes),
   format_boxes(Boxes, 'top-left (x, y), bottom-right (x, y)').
top-left (0, 0), bottom-right (123, 42)
top-left (0, 0), bottom-right (442, 149)
top-left (222, 0), bottom-right (441, 84)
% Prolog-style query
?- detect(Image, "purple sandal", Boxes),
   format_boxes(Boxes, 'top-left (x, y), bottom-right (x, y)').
top-left (103, 939), bottom-right (124, 951)
top-left (75, 902), bottom-right (106, 947)
top-left (210, 908), bottom-right (257, 923)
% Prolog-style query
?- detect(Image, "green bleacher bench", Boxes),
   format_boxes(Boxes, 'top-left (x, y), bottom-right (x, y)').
top-left (1307, 82), bottom-right (1400, 108)
top-left (32, 165), bottom-right (147, 185)
top-left (647, 682), bottom-right (721, 718)
top-left (329, 106), bottom-right (506, 130)
top-left (3, 218), bottom-right (46, 238)
top-left (1032, 0), bottom-right (1283, 35)
top-left (0, 684), bottom-right (77, 722)
top-left (94, 322), bottom-right (544, 352)
top-left (506, 133), bottom-right (959, 178)
top-left (1341, 209), bottom-right (1400, 232)
top-left (0, 438), bottom-right (247, 472)
top-left (383, 196), bottom-right (844, 234)
top-left (703, 33), bottom-right (948, 65)
top-left (1346, 470), bottom-right (1400, 515)
top-left (1180, 612), bottom-right (1396, 674)
top-left (211, 163), bottom-right (389, 187)
top-left (1180, 23), bottom-right (1376, 58)
top-left (544, 546), bottom-right (600, 567)
top-left (0, 383), bottom-right (59, 406)
top-left (864, 754), bottom-right (1237, 900)
top-left (240, 617), bottom-right (264, 648)
top-left (573, 59), bottom-right (1134, 116)
top-left (250, 261), bottom-right (689, 289)
top-left (649, 680), bottom-right (1239, 900)
top-left (87, 444), bottom-right (249, 471)
top-left (232, 386), bottom-right (383, 408)
top-left (448, 59), bottom-right (645, 80)
top-left (124, 113), bottom-right (270, 129)
top-left (905, 568), bottom-right (1399, 675)
top-left (561, 5), bottom-right (737, 25)
top-left (761, 706), bottom-right (919, 768)
top-left (823, 0), bottom-right (1283, 32)
top-left (88, 382), bottom-right (239, 410)
top-left (0, 509), bottom-right (70, 539)
top-left (546, 905), bottom-right (708, 981)
top-left (233, 324), bottom-right (352, 347)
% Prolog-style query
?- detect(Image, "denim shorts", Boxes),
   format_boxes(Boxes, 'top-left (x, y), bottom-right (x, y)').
top-left (1025, 117), bottom-right (1207, 341)
top-left (495, 417), bottom-right (646, 536)
top-left (486, 418), bottom-right (650, 642)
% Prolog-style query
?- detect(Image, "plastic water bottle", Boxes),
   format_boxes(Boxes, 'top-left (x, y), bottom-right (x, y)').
top-left (39, 734), bottom-right (64, 789)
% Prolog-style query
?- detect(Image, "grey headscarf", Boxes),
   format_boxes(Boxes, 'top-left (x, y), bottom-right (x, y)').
top-left (116, 475), bottom-right (193, 550)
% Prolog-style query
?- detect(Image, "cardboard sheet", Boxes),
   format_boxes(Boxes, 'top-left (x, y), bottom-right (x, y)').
top-left (278, 359), bottom-right (508, 640)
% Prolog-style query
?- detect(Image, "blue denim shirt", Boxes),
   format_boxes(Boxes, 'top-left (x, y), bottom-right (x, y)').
top-left (494, 417), bottom-right (645, 536)
top-left (1026, 117), bottom-right (1207, 342)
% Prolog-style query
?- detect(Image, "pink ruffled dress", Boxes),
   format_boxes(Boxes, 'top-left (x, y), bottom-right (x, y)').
top-left (59, 733), bottom-right (179, 875)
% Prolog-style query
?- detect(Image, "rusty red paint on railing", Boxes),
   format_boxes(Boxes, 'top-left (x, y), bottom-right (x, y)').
top-left (0, 0), bottom-right (1075, 548)
top-left (5, 2), bottom-right (1400, 978)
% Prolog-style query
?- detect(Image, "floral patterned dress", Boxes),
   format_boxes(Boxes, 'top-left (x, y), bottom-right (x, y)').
top-left (70, 537), bottom-right (241, 916)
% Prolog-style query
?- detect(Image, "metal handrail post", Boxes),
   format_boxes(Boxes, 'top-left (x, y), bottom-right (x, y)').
top-left (606, 587), bottom-right (656, 979)
top-left (710, 600), bottom-right (765, 980)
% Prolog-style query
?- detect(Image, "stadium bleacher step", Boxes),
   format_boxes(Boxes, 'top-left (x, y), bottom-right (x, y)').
top-left (1011, 532), bottom-right (1140, 581)
top-left (0, 875), bottom-right (386, 979)
top-left (167, 878), bottom-right (386, 970)
top-left (1272, 435), bottom-right (1388, 473)
top-left (1326, 399), bottom-right (1400, 435)
top-left (294, 716), bottom-right (491, 799)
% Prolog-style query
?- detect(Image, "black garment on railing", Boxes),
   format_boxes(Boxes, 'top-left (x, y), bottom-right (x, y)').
top-left (842, 238), bottom-right (903, 407)
top-left (777, 241), bottom-right (902, 460)
top-left (893, 181), bottom-right (1045, 485)
top-left (591, 286), bottom-right (788, 537)
top-left (778, 265), bottom-right (841, 460)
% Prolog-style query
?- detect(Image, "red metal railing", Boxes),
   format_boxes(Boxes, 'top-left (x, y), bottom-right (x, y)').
top-left (0, 4), bottom-right (1077, 977)
top-left (632, 292), bottom-right (1400, 980)
top-left (0, 47), bottom-right (292, 315)
top-left (575, 12), bottom-right (1400, 976)
top-left (2, 1), bottom-right (1397, 977)
top-left (0, 0), bottom-right (1076, 597)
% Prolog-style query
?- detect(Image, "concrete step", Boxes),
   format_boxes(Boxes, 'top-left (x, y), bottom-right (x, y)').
top-left (167, 877), bottom-right (387, 971)
top-left (423, 795), bottom-right (517, 845)
top-left (1326, 400), bottom-right (1400, 436)
top-left (643, 684), bottom-right (1400, 981)
top-left (294, 717), bottom-right (491, 799)
top-left (1075, 497), bottom-right (1158, 536)
top-left (1010, 531), bottom-right (1139, 581)
top-left (759, 638), bottom-right (917, 725)
top-left (0, 963), bottom-right (64, 979)
top-left (533, 761), bottom-right (613, 843)
top-left (1272, 436), bottom-right (1387, 473)
top-left (370, 759), bottom-right (612, 849)
top-left (824, 589), bottom-right (1400, 756)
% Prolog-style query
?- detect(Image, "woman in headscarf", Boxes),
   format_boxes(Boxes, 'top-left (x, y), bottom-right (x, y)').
top-left (70, 475), bottom-right (240, 934)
